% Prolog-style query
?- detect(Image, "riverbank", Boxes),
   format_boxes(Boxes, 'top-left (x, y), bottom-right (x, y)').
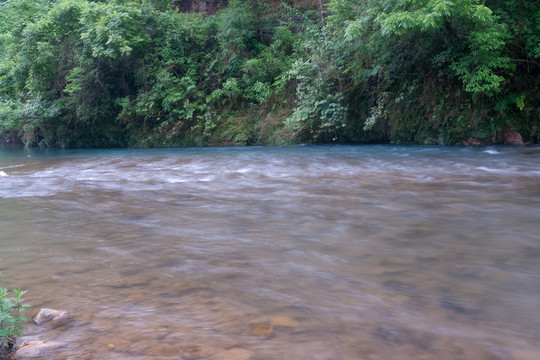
top-left (1, 1), bottom-right (538, 149)
top-left (0, 112), bottom-right (533, 149)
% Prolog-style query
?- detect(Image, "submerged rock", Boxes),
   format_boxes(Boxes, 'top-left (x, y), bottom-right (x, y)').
top-left (33, 308), bottom-right (70, 325)
top-left (14, 337), bottom-right (67, 358)
top-left (269, 315), bottom-right (299, 328)
top-left (211, 347), bottom-right (254, 360)
top-left (180, 344), bottom-right (215, 358)
top-left (250, 323), bottom-right (274, 338)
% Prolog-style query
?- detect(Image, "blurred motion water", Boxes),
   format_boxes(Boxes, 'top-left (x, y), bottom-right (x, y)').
top-left (1, 145), bottom-right (539, 359)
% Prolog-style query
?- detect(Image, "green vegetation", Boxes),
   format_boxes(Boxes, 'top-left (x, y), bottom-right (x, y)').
top-left (0, 0), bottom-right (538, 147)
top-left (0, 273), bottom-right (29, 359)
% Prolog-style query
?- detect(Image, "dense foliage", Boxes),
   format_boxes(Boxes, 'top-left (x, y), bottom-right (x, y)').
top-left (0, 0), bottom-right (538, 147)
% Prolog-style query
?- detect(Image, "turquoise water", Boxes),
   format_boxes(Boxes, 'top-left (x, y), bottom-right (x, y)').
top-left (1, 145), bottom-right (539, 359)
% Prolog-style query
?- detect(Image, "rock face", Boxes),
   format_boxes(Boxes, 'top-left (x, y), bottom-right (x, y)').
top-left (504, 128), bottom-right (525, 145)
top-left (33, 308), bottom-right (70, 325)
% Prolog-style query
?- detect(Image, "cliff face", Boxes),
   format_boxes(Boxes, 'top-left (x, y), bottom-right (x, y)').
top-left (174, 0), bottom-right (229, 14)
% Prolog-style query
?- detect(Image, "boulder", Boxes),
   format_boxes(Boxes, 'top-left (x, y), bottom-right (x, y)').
top-left (504, 128), bottom-right (525, 145)
top-left (33, 308), bottom-right (70, 325)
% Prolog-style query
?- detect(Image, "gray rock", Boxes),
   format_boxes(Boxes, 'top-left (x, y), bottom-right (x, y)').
top-left (33, 308), bottom-right (70, 325)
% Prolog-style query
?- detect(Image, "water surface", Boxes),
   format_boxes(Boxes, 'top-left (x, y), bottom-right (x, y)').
top-left (1, 145), bottom-right (539, 359)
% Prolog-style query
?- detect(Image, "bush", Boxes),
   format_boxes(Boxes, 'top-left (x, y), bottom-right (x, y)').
top-left (0, 274), bottom-right (30, 360)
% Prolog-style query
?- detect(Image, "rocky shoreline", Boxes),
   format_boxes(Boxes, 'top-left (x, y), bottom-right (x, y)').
top-left (13, 309), bottom-right (302, 359)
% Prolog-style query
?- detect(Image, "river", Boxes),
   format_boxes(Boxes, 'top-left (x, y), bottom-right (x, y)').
top-left (1, 145), bottom-right (539, 359)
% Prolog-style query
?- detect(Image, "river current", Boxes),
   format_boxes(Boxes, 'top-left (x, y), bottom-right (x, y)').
top-left (0, 145), bottom-right (539, 359)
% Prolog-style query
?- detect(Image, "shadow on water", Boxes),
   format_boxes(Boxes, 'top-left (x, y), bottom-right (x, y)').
top-left (1, 145), bottom-right (539, 359)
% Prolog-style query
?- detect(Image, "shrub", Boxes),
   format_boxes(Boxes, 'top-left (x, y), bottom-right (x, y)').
top-left (0, 274), bottom-right (30, 360)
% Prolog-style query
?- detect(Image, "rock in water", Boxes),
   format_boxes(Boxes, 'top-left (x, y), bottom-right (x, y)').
top-left (250, 323), bottom-right (274, 338)
top-left (269, 315), bottom-right (299, 328)
top-left (14, 337), bottom-right (67, 358)
top-left (33, 308), bottom-right (70, 325)
top-left (212, 348), bottom-right (254, 360)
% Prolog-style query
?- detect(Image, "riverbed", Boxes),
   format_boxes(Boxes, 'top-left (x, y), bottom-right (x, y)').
top-left (1, 145), bottom-right (539, 359)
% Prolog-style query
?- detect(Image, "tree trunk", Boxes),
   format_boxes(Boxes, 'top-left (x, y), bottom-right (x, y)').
top-left (318, 0), bottom-right (326, 27)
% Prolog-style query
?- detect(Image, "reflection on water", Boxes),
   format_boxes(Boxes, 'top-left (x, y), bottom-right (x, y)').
top-left (1, 145), bottom-right (539, 359)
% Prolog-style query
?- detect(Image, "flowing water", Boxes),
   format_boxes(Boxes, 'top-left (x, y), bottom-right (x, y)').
top-left (0, 145), bottom-right (539, 360)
